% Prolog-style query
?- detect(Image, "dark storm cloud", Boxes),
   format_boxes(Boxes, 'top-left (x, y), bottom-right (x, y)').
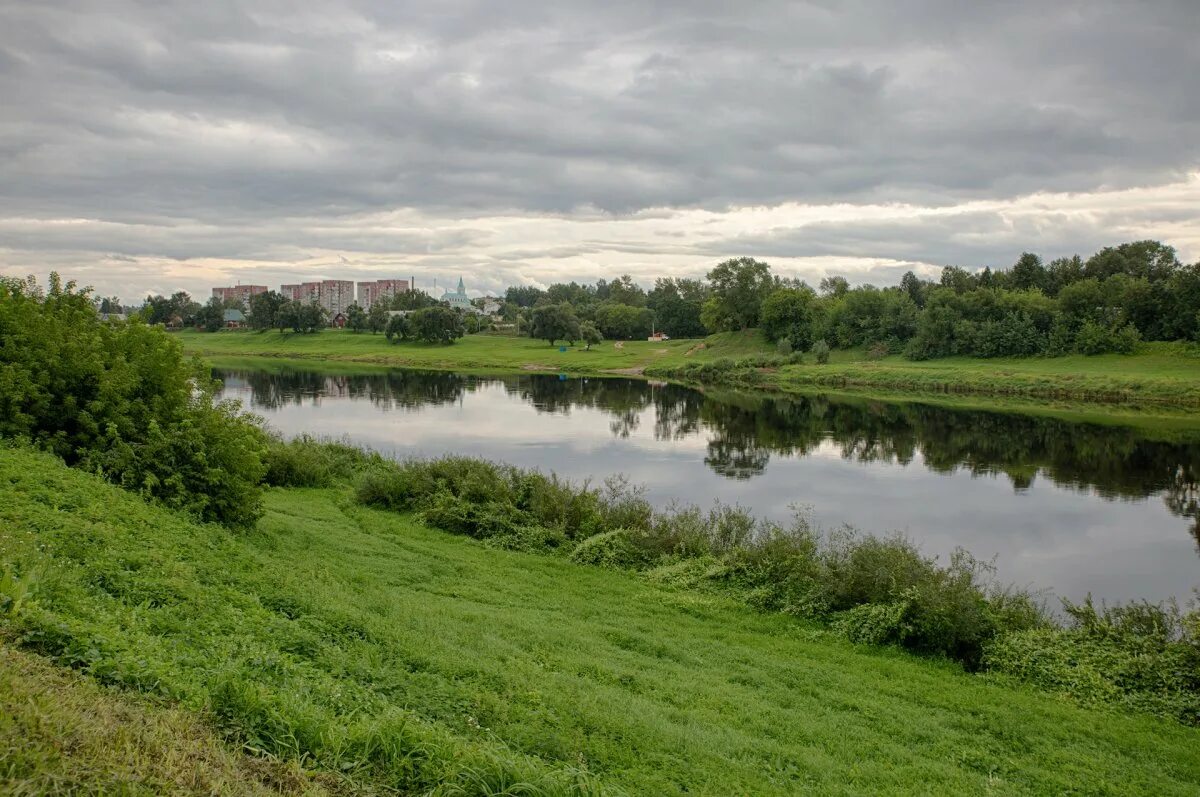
top-left (0, 0), bottom-right (1198, 291)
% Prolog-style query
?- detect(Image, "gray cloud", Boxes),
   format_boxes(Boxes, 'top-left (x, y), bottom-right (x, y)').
top-left (0, 0), bottom-right (1198, 298)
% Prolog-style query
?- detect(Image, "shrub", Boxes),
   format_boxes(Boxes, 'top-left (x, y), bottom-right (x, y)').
top-left (811, 340), bottom-right (831, 364)
top-left (985, 597), bottom-right (1200, 724)
top-left (569, 529), bottom-right (655, 569)
top-left (263, 435), bottom-right (383, 487)
top-left (0, 275), bottom-right (268, 527)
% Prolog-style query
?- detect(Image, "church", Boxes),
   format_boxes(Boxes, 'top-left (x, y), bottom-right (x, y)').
top-left (441, 277), bottom-right (475, 312)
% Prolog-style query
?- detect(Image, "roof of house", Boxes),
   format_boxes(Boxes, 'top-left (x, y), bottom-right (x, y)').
top-left (223, 309), bottom-right (246, 323)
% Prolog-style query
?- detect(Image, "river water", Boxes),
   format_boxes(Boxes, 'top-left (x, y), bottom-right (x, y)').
top-left (215, 366), bottom-right (1200, 605)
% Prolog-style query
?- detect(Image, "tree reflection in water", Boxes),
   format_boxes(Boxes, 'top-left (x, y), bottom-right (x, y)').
top-left (216, 367), bottom-right (1200, 546)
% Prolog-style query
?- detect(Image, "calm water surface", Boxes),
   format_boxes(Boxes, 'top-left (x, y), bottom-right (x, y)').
top-left (215, 366), bottom-right (1200, 605)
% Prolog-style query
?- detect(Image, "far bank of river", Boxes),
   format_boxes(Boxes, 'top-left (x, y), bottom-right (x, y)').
top-left (180, 329), bottom-right (1200, 409)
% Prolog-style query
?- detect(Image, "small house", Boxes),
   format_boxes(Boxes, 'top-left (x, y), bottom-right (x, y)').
top-left (223, 309), bottom-right (247, 329)
top-left (331, 312), bottom-right (347, 328)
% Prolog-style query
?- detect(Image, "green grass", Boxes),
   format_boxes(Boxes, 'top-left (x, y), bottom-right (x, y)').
top-left (179, 328), bottom-right (1200, 407)
top-left (0, 643), bottom-right (341, 796)
top-left (179, 328), bottom-right (707, 374)
top-left (3, 446), bottom-right (1199, 795)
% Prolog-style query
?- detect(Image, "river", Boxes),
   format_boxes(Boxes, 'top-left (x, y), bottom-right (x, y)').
top-left (214, 365), bottom-right (1200, 606)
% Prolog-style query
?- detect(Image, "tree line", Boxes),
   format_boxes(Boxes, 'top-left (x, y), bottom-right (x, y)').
top-left (123, 238), bottom-right (1200, 357)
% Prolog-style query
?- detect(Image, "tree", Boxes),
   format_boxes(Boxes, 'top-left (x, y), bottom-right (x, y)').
top-left (97, 296), bottom-right (123, 314)
top-left (385, 312), bottom-right (409, 341)
top-left (368, 302), bottom-right (389, 334)
top-left (408, 306), bottom-right (465, 344)
top-left (819, 275), bottom-right (850, 298)
top-left (197, 297), bottom-right (225, 332)
top-left (346, 303), bottom-right (368, 333)
top-left (1084, 240), bottom-right (1180, 283)
top-left (594, 302), bottom-right (654, 340)
top-left (648, 277), bottom-right (709, 338)
top-left (299, 302), bottom-right (326, 333)
top-left (391, 290), bottom-right (440, 311)
top-left (1009, 252), bottom-right (1048, 292)
top-left (760, 286), bottom-right (817, 350)
top-left (598, 274), bottom-right (647, 306)
top-left (531, 302), bottom-right (581, 345)
top-left (899, 271), bottom-right (928, 308)
top-left (248, 290), bottom-right (288, 331)
top-left (505, 285), bottom-right (546, 308)
top-left (580, 321), bottom-right (603, 350)
top-left (703, 257), bottom-right (775, 331)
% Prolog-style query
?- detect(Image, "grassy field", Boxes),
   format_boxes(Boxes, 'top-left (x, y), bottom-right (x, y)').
top-left (3, 445), bottom-right (1198, 795)
top-left (178, 329), bottom-right (1200, 407)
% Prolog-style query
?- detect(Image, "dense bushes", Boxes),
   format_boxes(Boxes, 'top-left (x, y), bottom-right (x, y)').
top-left (348, 452), bottom-right (1200, 719)
top-left (985, 598), bottom-right (1200, 724)
top-left (354, 455), bottom-right (1047, 667)
top-left (0, 275), bottom-right (267, 527)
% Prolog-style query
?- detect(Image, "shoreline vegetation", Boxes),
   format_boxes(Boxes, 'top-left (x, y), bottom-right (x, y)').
top-left (3, 442), bottom-right (1199, 795)
top-left (179, 328), bottom-right (1200, 409)
top-left (4, 277), bottom-right (1200, 793)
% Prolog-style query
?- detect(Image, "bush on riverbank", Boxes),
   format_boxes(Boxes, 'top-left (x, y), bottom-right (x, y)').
top-left (348, 450), bottom-right (1200, 717)
top-left (0, 275), bottom-right (267, 527)
top-left (353, 455), bottom-right (1048, 667)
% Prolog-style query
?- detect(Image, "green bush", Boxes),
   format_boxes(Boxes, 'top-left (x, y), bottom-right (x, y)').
top-left (985, 597), bottom-right (1200, 724)
top-left (0, 275), bottom-right (267, 527)
top-left (811, 340), bottom-right (831, 364)
top-left (263, 435), bottom-right (383, 487)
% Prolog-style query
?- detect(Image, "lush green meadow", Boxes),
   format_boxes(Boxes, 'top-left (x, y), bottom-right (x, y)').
top-left (179, 327), bottom-right (1200, 407)
top-left (3, 446), bottom-right (1198, 796)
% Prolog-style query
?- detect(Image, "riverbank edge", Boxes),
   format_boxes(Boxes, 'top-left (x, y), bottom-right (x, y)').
top-left (199, 350), bottom-right (1200, 436)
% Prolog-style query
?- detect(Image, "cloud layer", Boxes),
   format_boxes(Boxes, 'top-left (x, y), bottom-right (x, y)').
top-left (1, 1), bottom-right (1198, 299)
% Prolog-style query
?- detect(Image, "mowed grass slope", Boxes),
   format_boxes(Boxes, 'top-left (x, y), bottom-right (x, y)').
top-left (3, 446), bottom-right (1199, 795)
top-left (178, 328), bottom-right (1200, 406)
top-left (0, 644), bottom-right (341, 796)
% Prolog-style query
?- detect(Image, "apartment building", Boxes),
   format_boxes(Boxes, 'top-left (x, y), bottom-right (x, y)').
top-left (211, 285), bottom-right (267, 305)
top-left (356, 278), bottom-right (411, 310)
top-left (319, 279), bottom-right (355, 317)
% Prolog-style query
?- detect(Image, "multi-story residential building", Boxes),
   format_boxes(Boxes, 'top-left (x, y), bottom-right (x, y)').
top-left (319, 279), bottom-right (355, 317)
top-left (279, 284), bottom-right (302, 301)
top-left (299, 281), bottom-right (322, 305)
top-left (356, 278), bottom-right (411, 310)
top-left (211, 285), bottom-right (267, 305)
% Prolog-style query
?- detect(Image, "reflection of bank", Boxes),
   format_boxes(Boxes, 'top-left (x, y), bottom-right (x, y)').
top-left (212, 365), bottom-right (1200, 534)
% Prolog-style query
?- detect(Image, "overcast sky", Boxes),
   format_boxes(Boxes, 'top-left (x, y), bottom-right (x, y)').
top-left (2, 1), bottom-right (1198, 300)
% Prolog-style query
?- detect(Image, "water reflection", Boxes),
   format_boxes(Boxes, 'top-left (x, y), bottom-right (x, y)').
top-left (216, 366), bottom-right (1200, 601)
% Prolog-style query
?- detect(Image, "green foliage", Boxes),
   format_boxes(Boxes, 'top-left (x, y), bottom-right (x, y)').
top-left (385, 312), bottom-right (409, 341)
top-left (0, 275), bottom-right (267, 527)
top-left (247, 290), bottom-right (288, 331)
top-left (407, 306), bottom-right (465, 344)
top-left (262, 435), bottom-right (385, 488)
top-left (986, 597), bottom-right (1200, 724)
top-left (647, 277), bottom-right (708, 338)
top-left (345, 303), bottom-right (368, 333)
top-left (367, 302), bottom-right (389, 334)
top-left (593, 302), bottom-right (653, 340)
top-left (760, 286), bottom-right (816, 351)
top-left (354, 455), bottom-right (1047, 667)
top-left (530, 303), bottom-right (581, 345)
top-left (702, 257), bottom-right (775, 331)
top-left (579, 321), bottom-right (603, 350)
top-left (811, 340), bottom-right (831, 364)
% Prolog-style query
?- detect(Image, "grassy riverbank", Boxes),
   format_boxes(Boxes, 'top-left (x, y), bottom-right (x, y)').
top-left (178, 329), bottom-right (1200, 407)
top-left (3, 445), bottom-right (1199, 795)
